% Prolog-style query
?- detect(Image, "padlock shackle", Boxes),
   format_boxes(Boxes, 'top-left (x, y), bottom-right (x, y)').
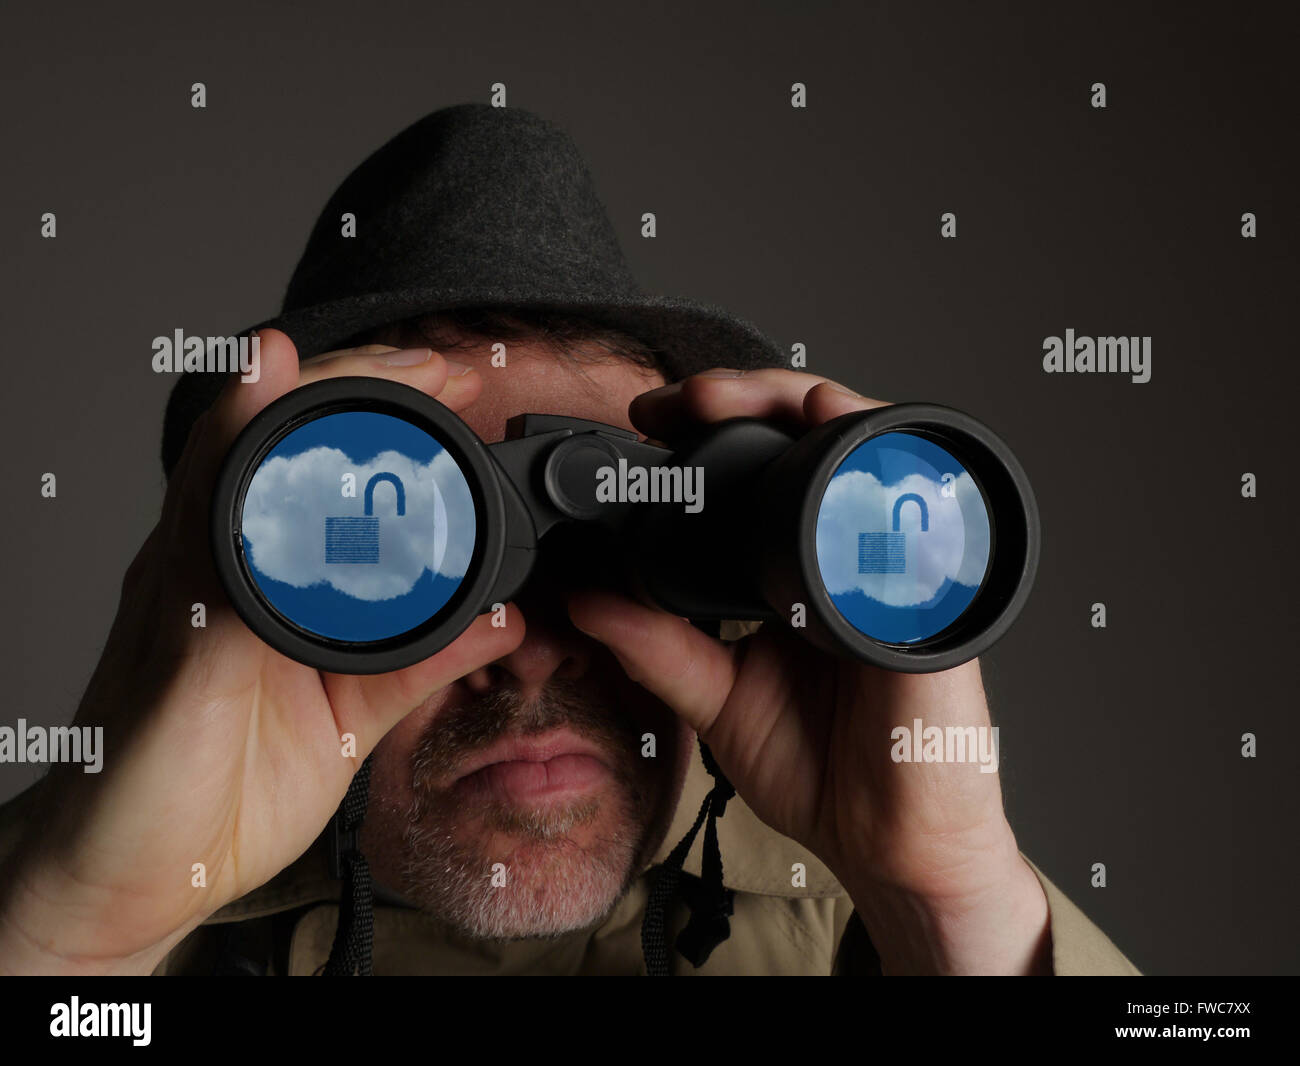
top-left (363, 471), bottom-right (406, 517)
top-left (891, 492), bottom-right (929, 532)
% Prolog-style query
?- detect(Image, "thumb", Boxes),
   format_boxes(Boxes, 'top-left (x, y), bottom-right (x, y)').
top-left (327, 607), bottom-right (527, 756)
top-left (568, 589), bottom-right (737, 737)
top-left (185, 327), bottom-right (302, 492)
top-left (205, 328), bottom-right (301, 450)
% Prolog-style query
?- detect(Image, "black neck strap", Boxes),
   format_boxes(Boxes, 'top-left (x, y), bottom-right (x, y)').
top-left (641, 740), bottom-right (736, 976)
top-left (323, 756), bottom-right (375, 976)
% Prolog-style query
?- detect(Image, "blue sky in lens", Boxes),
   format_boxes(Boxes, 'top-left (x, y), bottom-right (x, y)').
top-left (264, 410), bottom-right (445, 465)
top-left (240, 411), bottom-right (477, 643)
top-left (816, 432), bottom-right (991, 644)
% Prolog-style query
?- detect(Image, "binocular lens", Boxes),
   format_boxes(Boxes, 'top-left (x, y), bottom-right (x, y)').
top-left (814, 431), bottom-right (992, 645)
top-left (239, 410), bottom-right (478, 643)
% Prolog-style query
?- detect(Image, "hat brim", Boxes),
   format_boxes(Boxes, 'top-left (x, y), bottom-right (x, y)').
top-left (161, 289), bottom-right (786, 476)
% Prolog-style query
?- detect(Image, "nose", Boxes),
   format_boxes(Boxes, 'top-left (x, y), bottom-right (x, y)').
top-left (497, 621), bottom-right (592, 687)
top-left (462, 586), bottom-right (595, 696)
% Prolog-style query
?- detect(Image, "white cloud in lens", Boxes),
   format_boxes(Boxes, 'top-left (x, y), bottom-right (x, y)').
top-left (817, 470), bottom-right (989, 607)
top-left (241, 446), bottom-right (475, 601)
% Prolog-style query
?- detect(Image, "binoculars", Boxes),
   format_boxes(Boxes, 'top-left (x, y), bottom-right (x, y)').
top-left (211, 377), bottom-right (1040, 675)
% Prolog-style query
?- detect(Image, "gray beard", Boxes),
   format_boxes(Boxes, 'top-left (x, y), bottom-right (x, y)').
top-left (398, 680), bottom-right (653, 940)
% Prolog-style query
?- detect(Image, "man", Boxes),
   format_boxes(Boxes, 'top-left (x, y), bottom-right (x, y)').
top-left (0, 104), bottom-right (1138, 975)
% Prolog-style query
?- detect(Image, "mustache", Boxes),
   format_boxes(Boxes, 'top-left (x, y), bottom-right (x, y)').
top-left (397, 678), bottom-right (662, 931)
top-left (408, 678), bottom-right (647, 805)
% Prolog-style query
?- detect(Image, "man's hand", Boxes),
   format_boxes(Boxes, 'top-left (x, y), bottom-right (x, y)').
top-left (568, 368), bottom-right (1052, 975)
top-left (0, 330), bottom-right (525, 975)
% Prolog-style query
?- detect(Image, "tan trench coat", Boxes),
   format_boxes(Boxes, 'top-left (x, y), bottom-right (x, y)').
top-left (0, 736), bottom-right (1141, 976)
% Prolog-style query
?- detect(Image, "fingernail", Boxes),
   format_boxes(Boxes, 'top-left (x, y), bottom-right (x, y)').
top-left (825, 381), bottom-right (861, 397)
top-left (379, 347), bottom-right (433, 367)
top-left (699, 368), bottom-right (746, 378)
top-left (444, 359), bottom-right (473, 376)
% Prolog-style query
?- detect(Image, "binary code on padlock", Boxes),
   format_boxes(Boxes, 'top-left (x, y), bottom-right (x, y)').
top-left (857, 492), bottom-right (929, 575)
top-left (325, 471), bottom-right (406, 564)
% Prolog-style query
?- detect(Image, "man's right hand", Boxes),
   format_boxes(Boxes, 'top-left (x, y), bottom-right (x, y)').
top-left (0, 329), bottom-right (523, 974)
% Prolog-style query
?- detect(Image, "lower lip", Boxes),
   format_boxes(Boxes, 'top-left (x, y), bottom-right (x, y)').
top-left (457, 754), bottom-right (610, 804)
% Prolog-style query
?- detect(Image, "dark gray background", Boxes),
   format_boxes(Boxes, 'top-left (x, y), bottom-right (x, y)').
top-left (2, 1), bottom-right (1296, 975)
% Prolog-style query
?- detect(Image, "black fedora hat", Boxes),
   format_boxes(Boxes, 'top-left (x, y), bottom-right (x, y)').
top-left (161, 102), bottom-right (785, 475)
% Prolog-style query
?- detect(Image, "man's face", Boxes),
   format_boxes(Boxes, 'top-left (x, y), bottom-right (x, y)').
top-left (358, 337), bottom-right (695, 939)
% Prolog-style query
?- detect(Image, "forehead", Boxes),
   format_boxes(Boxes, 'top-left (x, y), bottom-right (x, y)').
top-left (440, 340), bottom-right (665, 443)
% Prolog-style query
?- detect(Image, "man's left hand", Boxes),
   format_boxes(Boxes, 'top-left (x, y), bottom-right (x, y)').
top-left (568, 368), bottom-right (1052, 975)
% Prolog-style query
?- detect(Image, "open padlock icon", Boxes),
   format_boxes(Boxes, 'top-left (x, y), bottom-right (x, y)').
top-left (324, 471), bottom-right (406, 564)
top-left (857, 492), bottom-right (929, 574)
